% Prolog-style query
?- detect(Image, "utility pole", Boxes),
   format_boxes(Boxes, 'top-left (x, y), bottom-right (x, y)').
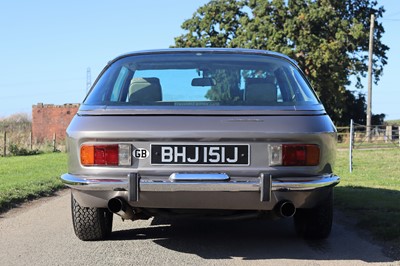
top-left (366, 14), bottom-right (374, 142)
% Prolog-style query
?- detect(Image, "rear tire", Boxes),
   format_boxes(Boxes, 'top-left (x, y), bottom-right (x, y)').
top-left (71, 193), bottom-right (113, 241)
top-left (293, 191), bottom-right (333, 239)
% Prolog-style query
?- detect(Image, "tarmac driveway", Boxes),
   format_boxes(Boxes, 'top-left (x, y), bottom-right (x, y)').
top-left (0, 190), bottom-right (397, 266)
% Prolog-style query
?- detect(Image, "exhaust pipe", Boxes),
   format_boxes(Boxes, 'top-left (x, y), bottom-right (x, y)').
top-left (275, 201), bottom-right (296, 218)
top-left (108, 197), bottom-right (135, 220)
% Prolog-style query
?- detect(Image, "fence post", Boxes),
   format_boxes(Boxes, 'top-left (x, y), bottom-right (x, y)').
top-left (30, 131), bottom-right (33, 150)
top-left (3, 131), bottom-right (6, 157)
top-left (349, 119), bottom-right (354, 173)
top-left (53, 133), bottom-right (56, 152)
top-left (385, 126), bottom-right (392, 143)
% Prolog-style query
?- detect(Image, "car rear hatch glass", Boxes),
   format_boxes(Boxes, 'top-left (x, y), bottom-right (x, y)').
top-left (83, 51), bottom-right (323, 115)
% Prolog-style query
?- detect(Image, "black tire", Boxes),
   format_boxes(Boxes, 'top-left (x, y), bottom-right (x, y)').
top-left (293, 191), bottom-right (333, 239)
top-left (71, 193), bottom-right (113, 241)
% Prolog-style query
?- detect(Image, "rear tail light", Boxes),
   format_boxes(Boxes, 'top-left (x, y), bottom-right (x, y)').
top-left (269, 144), bottom-right (320, 166)
top-left (80, 144), bottom-right (131, 166)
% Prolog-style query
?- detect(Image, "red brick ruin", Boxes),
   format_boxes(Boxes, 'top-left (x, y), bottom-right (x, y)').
top-left (32, 103), bottom-right (79, 142)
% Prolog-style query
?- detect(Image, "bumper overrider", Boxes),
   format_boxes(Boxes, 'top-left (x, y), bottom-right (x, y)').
top-left (61, 173), bottom-right (340, 203)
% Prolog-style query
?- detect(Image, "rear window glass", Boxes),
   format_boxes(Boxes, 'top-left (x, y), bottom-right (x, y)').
top-left (84, 52), bottom-right (320, 108)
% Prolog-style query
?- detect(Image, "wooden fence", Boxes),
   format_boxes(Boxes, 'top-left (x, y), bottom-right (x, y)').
top-left (0, 125), bottom-right (63, 156)
top-left (337, 123), bottom-right (400, 149)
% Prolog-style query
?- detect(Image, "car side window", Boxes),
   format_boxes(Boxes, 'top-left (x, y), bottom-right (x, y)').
top-left (110, 66), bottom-right (130, 102)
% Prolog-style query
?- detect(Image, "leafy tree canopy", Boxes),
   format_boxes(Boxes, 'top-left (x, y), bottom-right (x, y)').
top-left (173, 0), bottom-right (389, 125)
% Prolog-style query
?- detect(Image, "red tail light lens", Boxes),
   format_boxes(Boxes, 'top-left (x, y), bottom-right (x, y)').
top-left (282, 144), bottom-right (320, 166)
top-left (94, 145), bottom-right (119, 165)
top-left (80, 144), bottom-right (131, 166)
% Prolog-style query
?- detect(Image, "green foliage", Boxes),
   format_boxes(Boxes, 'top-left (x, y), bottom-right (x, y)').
top-left (0, 153), bottom-right (66, 212)
top-left (341, 91), bottom-right (385, 125)
top-left (8, 144), bottom-right (42, 156)
top-left (174, 0), bottom-right (246, 48)
top-left (173, 0), bottom-right (389, 125)
top-left (205, 69), bottom-right (242, 102)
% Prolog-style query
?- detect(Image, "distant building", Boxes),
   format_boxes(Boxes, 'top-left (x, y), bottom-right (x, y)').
top-left (32, 103), bottom-right (79, 142)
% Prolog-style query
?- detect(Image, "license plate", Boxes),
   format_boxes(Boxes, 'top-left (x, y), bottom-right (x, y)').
top-left (151, 144), bottom-right (249, 165)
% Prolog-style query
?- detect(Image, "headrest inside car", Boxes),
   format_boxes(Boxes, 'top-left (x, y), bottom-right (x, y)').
top-left (129, 77), bottom-right (162, 102)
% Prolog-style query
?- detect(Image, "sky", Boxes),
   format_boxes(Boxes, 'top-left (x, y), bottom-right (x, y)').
top-left (0, 0), bottom-right (399, 120)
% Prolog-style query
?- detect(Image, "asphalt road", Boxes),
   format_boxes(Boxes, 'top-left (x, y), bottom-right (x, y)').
top-left (0, 190), bottom-right (397, 266)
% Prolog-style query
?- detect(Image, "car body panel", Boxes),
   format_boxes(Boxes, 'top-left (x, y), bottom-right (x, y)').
top-left (61, 48), bottom-right (339, 214)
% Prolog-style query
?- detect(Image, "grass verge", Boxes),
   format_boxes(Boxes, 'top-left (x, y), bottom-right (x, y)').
top-left (334, 148), bottom-right (400, 257)
top-left (0, 153), bottom-right (67, 212)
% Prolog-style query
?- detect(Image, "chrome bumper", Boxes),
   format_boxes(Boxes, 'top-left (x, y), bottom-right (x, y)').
top-left (61, 172), bottom-right (340, 199)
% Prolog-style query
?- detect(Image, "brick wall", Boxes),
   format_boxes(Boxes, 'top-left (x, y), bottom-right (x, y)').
top-left (32, 103), bottom-right (79, 142)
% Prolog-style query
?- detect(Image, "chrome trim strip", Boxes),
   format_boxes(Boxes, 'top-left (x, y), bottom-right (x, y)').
top-left (272, 176), bottom-right (340, 191)
top-left (61, 174), bottom-right (128, 191)
top-left (61, 173), bottom-right (340, 192)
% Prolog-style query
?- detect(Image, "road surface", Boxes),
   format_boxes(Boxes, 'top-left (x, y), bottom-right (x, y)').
top-left (0, 190), bottom-right (397, 266)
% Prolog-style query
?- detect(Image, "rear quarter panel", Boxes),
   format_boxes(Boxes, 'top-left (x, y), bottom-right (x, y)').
top-left (66, 114), bottom-right (337, 179)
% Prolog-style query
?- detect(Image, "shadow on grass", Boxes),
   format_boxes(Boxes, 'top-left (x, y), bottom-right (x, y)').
top-left (335, 186), bottom-right (400, 240)
top-left (335, 186), bottom-right (400, 260)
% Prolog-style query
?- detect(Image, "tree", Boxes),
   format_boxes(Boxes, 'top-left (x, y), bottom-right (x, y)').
top-left (205, 69), bottom-right (242, 102)
top-left (173, 0), bottom-right (389, 125)
top-left (174, 0), bottom-right (246, 48)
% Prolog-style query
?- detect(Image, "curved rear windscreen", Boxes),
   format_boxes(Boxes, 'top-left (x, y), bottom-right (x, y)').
top-left (84, 52), bottom-right (320, 108)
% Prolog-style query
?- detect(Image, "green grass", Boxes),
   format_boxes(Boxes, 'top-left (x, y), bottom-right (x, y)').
top-left (334, 148), bottom-right (400, 242)
top-left (0, 153), bottom-right (67, 212)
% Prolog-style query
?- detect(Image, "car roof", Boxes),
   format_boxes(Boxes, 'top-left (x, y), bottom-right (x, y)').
top-left (109, 48), bottom-right (298, 66)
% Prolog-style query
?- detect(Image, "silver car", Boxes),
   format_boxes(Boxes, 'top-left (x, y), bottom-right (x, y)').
top-left (61, 48), bottom-right (340, 241)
